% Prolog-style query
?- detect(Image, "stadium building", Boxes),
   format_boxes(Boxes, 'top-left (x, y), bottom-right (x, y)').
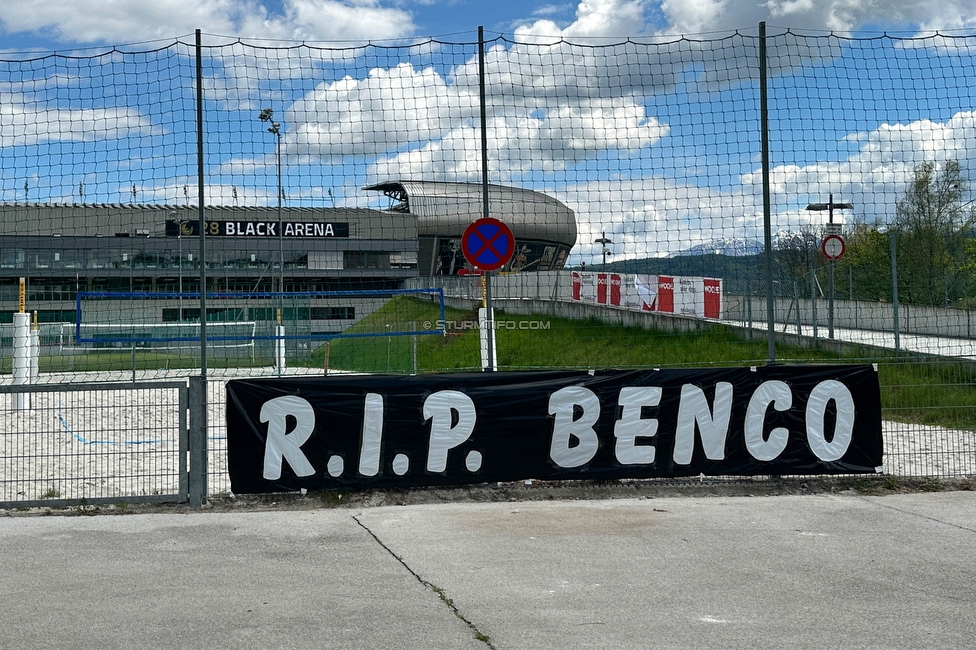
top-left (0, 181), bottom-right (577, 332)
top-left (365, 181), bottom-right (577, 275)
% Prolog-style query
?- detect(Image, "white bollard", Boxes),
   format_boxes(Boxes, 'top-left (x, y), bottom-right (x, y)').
top-left (12, 312), bottom-right (31, 410)
top-left (479, 307), bottom-right (497, 371)
top-left (275, 324), bottom-right (286, 374)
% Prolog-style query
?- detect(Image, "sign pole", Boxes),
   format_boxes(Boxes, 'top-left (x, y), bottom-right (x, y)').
top-left (808, 194), bottom-right (853, 341)
top-left (829, 260), bottom-right (835, 339)
top-left (828, 195), bottom-right (835, 339)
top-left (462, 216), bottom-right (514, 370)
top-left (484, 271), bottom-right (495, 370)
top-left (819, 234), bottom-right (845, 341)
top-left (478, 25), bottom-right (496, 371)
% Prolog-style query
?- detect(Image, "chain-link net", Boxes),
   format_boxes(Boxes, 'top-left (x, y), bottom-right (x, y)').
top-left (1, 29), bottom-right (975, 478)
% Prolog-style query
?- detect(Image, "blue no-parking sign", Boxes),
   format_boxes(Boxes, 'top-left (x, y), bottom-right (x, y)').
top-left (461, 217), bottom-right (515, 271)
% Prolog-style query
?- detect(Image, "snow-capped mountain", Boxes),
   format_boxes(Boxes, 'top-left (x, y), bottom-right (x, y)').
top-left (671, 238), bottom-right (765, 257)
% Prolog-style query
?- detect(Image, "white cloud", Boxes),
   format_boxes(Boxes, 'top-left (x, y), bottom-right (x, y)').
top-left (505, 0), bottom-right (949, 41)
top-left (532, 4), bottom-right (577, 18)
top-left (3, 0), bottom-right (976, 48)
top-left (0, 92), bottom-right (156, 145)
top-left (280, 48), bottom-right (668, 181)
top-left (202, 42), bottom-right (356, 116)
top-left (560, 176), bottom-right (760, 262)
top-left (290, 62), bottom-right (472, 158)
top-left (236, 0), bottom-right (412, 42)
top-left (738, 111), bottom-right (976, 227)
top-left (365, 98), bottom-right (667, 183)
top-left (0, 0), bottom-right (413, 44)
top-left (658, 0), bottom-right (976, 35)
top-left (514, 0), bottom-right (650, 41)
top-left (658, 0), bottom-right (729, 35)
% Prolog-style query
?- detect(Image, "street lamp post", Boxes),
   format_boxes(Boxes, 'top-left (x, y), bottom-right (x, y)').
top-left (806, 194), bottom-right (853, 339)
top-left (595, 232), bottom-right (612, 271)
top-left (259, 108), bottom-right (285, 374)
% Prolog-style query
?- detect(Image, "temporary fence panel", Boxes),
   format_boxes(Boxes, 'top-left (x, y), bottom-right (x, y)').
top-left (0, 381), bottom-right (188, 508)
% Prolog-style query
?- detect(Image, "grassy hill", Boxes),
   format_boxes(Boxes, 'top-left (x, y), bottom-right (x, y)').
top-left (318, 296), bottom-right (976, 430)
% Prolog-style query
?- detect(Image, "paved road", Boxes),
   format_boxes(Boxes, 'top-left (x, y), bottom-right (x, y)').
top-left (2, 491), bottom-right (974, 649)
top-left (728, 318), bottom-right (976, 360)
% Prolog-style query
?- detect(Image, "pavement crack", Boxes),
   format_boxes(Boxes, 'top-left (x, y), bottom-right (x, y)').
top-left (353, 513), bottom-right (497, 649)
top-left (859, 497), bottom-right (976, 535)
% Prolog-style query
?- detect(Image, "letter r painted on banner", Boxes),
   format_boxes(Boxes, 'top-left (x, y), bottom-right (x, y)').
top-left (260, 396), bottom-right (316, 480)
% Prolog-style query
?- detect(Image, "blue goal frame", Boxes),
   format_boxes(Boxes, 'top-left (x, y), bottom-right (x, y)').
top-left (74, 288), bottom-right (447, 344)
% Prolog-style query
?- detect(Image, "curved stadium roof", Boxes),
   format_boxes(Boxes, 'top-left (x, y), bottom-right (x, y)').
top-left (364, 180), bottom-right (577, 249)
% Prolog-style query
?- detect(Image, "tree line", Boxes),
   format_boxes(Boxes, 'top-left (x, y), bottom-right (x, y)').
top-left (779, 160), bottom-right (976, 308)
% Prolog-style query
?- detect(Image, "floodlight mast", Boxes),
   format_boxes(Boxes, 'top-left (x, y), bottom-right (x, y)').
top-left (806, 193), bottom-right (853, 339)
top-left (259, 108), bottom-right (285, 375)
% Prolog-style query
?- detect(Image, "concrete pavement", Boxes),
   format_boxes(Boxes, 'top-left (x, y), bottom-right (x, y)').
top-left (2, 491), bottom-right (974, 649)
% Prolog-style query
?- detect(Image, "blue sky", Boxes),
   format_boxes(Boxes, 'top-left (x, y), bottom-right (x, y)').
top-left (3, 1), bottom-right (976, 263)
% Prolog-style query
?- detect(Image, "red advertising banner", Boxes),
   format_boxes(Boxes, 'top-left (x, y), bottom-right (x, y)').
top-left (704, 278), bottom-right (722, 319)
top-left (658, 276), bottom-right (674, 313)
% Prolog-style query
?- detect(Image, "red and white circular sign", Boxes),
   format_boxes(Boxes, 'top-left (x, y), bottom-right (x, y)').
top-left (821, 234), bottom-right (845, 261)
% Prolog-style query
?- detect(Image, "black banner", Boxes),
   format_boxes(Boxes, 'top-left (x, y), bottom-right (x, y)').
top-left (166, 220), bottom-right (349, 238)
top-left (226, 366), bottom-right (883, 494)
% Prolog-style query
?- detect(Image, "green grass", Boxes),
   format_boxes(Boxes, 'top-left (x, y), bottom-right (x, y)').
top-left (317, 297), bottom-right (482, 373)
top-left (320, 296), bottom-right (858, 372)
top-left (879, 360), bottom-right (976, 430)
top-left (320, 296), bottom-right (976, 431)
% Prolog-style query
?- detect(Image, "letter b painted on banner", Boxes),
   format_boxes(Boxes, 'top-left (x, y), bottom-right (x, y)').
top-left (548, 386), bottom-right (600, 468)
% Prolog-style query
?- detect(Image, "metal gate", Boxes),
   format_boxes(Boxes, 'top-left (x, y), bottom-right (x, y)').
top-left (0, 381), bottom-right (193, 509)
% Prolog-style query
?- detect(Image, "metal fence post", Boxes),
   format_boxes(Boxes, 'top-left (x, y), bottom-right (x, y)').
top-left (195, 28), bottom-right (208, 380)
top-left (890, 230), bottom-right (901, 357)
top-left (759, 22), bottom-right (775, 364)
top-left (188, 375), bottom-right (208, 507)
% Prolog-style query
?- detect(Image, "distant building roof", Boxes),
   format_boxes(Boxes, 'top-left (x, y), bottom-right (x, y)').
top-left (364, 180), bottom-right (577, 248)
top-left (0, 203), bottom-right (415, 240)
